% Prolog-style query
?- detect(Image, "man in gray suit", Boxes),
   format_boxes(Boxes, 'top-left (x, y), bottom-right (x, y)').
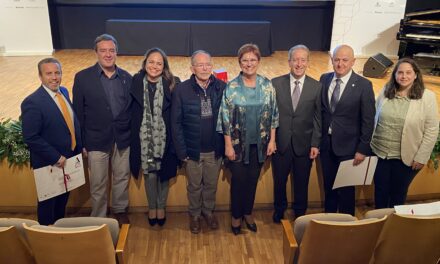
top-left (271, 45), bottom-right (322, 222)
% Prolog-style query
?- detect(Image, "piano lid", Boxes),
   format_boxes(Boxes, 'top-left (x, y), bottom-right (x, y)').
top-left (405, 9), bottom-right (440, 18)
top-left (402, 8), bottom-right (440, 28)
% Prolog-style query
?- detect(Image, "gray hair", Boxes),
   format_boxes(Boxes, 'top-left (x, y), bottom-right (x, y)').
top-left (332, 44), bottom-right (354, 58)
top-left (94, 34), bottom-right (118, 52)
top-left (191, 50), bottom-right (211, 65)
top-left (288, 45), bottom-right (310, 61)
top-left (37, 58), bottom-right (61, 75)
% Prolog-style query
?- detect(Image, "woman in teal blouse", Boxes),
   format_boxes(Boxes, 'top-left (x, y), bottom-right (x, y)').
top-left (217, 44), bottom-right (279, 235)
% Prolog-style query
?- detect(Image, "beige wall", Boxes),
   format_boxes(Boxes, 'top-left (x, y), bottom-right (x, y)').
top-left (1, 158), bottom-right (438, 212)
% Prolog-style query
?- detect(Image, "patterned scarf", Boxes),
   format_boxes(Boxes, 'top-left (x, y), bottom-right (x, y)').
top-left (140, 76), bottom-right (166, 173)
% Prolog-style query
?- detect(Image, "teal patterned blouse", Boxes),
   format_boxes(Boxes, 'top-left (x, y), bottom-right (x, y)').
top-left (217, 73), bottom-right (279, 163)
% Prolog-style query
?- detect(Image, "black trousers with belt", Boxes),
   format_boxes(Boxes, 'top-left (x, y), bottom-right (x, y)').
top-left (229, 145), bottom-right (263, 219)
top-left (272, 143), bottom-right (313, 218)
top-left (320, 135), bottom-right (355, 216)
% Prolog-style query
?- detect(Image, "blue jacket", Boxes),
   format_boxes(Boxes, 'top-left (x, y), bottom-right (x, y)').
top-left (171, 74), bottom-right (225, 161)
top-left (21, 86), bottom-right (82, 169)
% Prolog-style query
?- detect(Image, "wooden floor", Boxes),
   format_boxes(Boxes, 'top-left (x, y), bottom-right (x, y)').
top-left (0, 50), bottom-right (439, 264)
top-left (0, 50), bottom-right (439, 120)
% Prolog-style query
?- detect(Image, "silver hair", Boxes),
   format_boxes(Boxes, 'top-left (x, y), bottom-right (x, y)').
top-left (191, 50), bottom-right (211, 65)
top-left (288, 44), bottom-right (310, 61)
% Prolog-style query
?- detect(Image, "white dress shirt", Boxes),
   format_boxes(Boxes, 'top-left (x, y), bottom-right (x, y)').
top-left (327, 70), bottom-right (353, 105)
top-left (42, 85), bottom-right (74, 121)
top-left (290, 73), bottom-right (306, 96)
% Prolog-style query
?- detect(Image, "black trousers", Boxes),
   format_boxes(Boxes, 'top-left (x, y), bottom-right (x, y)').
top-left (320, 135), bottom-right (355, 216)
top-left (37, 192), bottom-right (69, 225)
top-left (229, 145), bottom-right (263, 219)
top-left (272, 143), bottom-right (312, 218)
top-left (374, 158), bottom-right (420, 208)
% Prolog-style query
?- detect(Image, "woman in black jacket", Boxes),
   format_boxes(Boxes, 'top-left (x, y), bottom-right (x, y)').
top-left (129, 47), bottom-right (180, 226)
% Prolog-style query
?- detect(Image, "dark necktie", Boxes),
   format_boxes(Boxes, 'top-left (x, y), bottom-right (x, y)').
top-left (291, 80), bottom-right (300, 111)
top-left (330, 78), bottom-right (342, 113)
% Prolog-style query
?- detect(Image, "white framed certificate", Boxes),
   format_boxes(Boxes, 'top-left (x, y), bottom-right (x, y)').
top-left (33, 154), bottom-right (85, 202)
top-left (332, 156), bottom-right (378, 190)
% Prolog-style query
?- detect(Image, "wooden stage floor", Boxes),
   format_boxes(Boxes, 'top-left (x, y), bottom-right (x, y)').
top-left (0, 50), bottom-right (439, 120)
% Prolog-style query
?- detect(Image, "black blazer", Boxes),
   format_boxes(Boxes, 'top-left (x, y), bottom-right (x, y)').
top-left (72, 63), bottom-right (132, 152)
top-left (21, 86), bottom-right (82, 169)
top-left (320, 71), bottom-right (375, 156)
top-left (129, 71), bottom-right (180, 181)
top-left (272, 74), bottom-right (322, 156)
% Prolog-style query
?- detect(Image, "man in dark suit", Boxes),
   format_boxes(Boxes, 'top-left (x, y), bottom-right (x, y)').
top-left (271, 45), bottom-right (322, 222)
top-left (319, 44), bottom-right (375, 215)
top-left (22, 58), bottom-right (82, 225)
top-left (73, 34), bottom-right (132, 224)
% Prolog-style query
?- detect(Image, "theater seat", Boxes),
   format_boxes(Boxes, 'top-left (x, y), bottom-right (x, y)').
top-left (370, 213), bottom-right (440, 264)
top-left (282, 213), bottom-right (386, 264)
top-left (0, 217), bottom-right (38, 264)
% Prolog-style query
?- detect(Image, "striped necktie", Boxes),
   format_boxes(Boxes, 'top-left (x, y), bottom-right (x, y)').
top-left (330, 78), bottom-right (342, 113)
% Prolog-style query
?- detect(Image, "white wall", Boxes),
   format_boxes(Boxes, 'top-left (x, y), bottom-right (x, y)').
top-left (0, 0), bottom-right (53, 56)
top-left (330, 0), bottom-right (406, 58)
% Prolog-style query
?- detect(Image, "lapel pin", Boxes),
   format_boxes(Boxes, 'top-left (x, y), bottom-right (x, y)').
top-left (352, 84), bottom-right (355, 87)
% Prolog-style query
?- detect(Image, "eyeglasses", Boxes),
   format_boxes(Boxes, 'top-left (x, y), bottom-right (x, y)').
top-left (240, 59), bottom-right (259, 65)
top-left (192, 63), bottom-right (213, 69)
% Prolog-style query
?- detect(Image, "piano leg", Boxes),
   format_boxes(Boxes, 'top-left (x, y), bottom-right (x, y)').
top-left (398, 41), bottom-right (408, 58)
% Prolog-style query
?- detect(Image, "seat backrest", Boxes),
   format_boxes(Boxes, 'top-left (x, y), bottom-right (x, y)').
top-left (24, 223), bottom-right (116, 264)
top-left (293, 213), bottom-right (357, 244)
top-left (364, 208), bottom-right (395, 219)
top-left (298, 217), bottom-right (387, 264)
top-left (0, 218), bottom-right (39, 237)
top-left (0, 226), bottom-right (35, 264)
top-left (370, 213), bottom-right (440, 264)
top-left (54, 217), bottom-right (120, 246)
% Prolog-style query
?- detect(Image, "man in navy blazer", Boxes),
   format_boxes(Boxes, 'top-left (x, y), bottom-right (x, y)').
top-left (73, 34), bottom-right (132, 224)
top-left (319, 45), bottom-right (375, 215)
top-left (271, 45), bottom-right (322, 222)
top-left (21, 58), bottom-right (82, 225)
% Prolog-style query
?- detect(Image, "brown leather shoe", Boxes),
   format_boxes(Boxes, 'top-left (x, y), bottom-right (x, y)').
top-left (190, 215), bottom-right (201, 234)
top-left (203, 213), bottom-right (219, 230)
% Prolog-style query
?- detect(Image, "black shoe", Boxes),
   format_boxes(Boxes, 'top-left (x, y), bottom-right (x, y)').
top-left (157, 217), bottom-right (166, 226)
top-left (272, 211), bottom-right (284, 224)
top-left (244, 219), bottom-right (257, 232)
top-left (114, 213), bottom-right (130, 226)
top-left (148, 217), bottom-right (157, 226)
top-left (231, 225), bottom-right (241, 235)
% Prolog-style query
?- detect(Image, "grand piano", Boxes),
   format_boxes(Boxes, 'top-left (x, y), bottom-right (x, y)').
top-left (397, 4), bottom-right (440, 75)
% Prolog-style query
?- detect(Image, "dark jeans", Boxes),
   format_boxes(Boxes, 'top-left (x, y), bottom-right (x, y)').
top-left (229, 145), bottom-right (263, 219)
top-left (37, 192), bottom-right (69, 225)
top-left (320, 135), bottom-right (355, 216)
top-left (272, 143), bottom-right (313, 218)
top-left (374, 158), bottom-right (420, 208)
